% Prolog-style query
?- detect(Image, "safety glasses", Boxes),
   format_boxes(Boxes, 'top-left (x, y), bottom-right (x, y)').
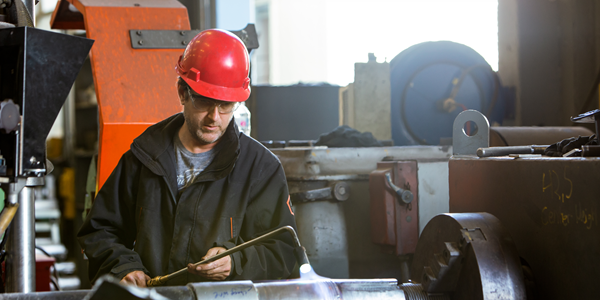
top-left (187, 87), bottom-right (240, 114)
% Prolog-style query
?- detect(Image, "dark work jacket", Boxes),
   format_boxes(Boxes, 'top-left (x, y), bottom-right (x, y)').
top-left (77, 113), bottom-right (298, 284)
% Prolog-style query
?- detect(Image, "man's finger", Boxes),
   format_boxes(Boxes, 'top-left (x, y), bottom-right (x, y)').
top-left (203, 264), bottom-right (230, 276)
top-left (196, 257), bottom-right (229, 271)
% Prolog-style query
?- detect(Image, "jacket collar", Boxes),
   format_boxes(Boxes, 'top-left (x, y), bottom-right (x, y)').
top-left (130, 113), bottom-right (240, 183)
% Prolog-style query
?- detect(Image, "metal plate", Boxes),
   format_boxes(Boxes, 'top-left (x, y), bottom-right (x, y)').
top-left (129, 24), bottom-right (258, 50)
top-left (449, 156), bottom-right (600, 299)
top-left (452, 109), bottom-right (489, 155)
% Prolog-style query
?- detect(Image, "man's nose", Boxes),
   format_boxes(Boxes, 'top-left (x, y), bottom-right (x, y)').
top-left (206, 105), bottom-right (221, 121)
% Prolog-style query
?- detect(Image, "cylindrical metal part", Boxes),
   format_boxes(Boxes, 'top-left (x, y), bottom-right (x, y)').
top-left (187, 278), bottom-right (406, 300)
top-left (477, 145), bottom-right (548, 157)
top-left (489, 126), bottom-right (594, 146)
top-left (6, 186), bottom-right (36, 293)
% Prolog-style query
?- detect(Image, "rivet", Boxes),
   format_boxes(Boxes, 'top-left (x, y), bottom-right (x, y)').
top-left (138, 40), bottom-right (143, 45)
top-left (182, 41), bottom-right (187, 45)
top-left (136, 31), bottom-right (142, 36)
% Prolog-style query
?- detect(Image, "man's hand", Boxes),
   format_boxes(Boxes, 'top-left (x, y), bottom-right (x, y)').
top-left (187, 247), bottom-right (231, 281)
top-left (120, 270), bottom-right (150, 287)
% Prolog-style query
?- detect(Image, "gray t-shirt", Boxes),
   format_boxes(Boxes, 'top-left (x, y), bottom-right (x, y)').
top-left (173, 134), bottom-right (217, 190)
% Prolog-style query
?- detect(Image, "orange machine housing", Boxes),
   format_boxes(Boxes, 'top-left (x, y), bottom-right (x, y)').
top-left (51, 0), bottom-right (188, 188)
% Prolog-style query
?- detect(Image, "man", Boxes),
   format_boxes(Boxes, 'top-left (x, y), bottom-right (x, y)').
top-left (78, 29), bottom-right (298, 287)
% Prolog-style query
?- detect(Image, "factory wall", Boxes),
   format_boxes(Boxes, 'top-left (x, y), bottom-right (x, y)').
top-left (499, 0), bottom-right (600, 127)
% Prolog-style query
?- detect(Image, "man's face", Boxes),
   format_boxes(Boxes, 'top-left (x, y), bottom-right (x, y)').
top-left (181, 86), bottom-right (236, 145)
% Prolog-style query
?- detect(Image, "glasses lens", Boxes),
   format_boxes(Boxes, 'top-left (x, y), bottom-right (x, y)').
top-left (188, 87), bottom-right (240, 113)
top-left (218, 102), bottom-right (239, 114)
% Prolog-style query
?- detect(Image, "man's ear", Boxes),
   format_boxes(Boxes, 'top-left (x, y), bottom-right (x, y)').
top-left (177, 80), bottom-right (187, 105)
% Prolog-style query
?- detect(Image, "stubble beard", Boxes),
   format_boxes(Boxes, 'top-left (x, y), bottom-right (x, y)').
top-left (184, 110), bottom-right (231, 145)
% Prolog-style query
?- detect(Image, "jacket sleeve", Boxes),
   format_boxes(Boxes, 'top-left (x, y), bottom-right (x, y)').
top-left (77, 152), bottom-right (148, 283)
top-left (219, 162), bottom-right (298, 280)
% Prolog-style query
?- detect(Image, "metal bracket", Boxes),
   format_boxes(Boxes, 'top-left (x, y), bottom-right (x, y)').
top-left (129, 23), bottom-right (259, 52)
top-left (452, 110), bottom-right (489, 155)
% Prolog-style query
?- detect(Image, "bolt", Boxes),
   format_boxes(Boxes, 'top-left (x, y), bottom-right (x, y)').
top-left (29, 156), bottom-right (37, 163)
top-left (180, 31), bottom-right (185, 36)
top-left (136, 31), bottom-right (142, 36)
top-left (182, 40), bottom-right (187, 45)
top-left (338, 187), bottom-right (346, 195)
top-left (138, 40), bottom-right (143, 45)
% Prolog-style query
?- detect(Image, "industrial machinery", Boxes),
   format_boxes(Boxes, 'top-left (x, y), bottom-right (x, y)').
top-left (0, 0), bottom-right (93, 293)
top-left (3, 0), bottom-right (594, 298)
top-left (389, 41), bottom-right (507, 146)
top-left (270, 144), bottom-right (452, 281)
top-left (0, 211), bottom-right (529, 299)
top-left (448, 109), bottom-right (600, 299)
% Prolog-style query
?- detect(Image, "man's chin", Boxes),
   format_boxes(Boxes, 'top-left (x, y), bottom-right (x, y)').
top-left (195, 132), bottom-right (222, 145)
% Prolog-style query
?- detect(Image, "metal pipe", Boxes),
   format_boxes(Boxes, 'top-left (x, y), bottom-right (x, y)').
top-left (6, 186), bottom-right (36, 293)
top-left (476, 145), bottom-right (548, 157)
top-left (147, 225), bottom-right (307, 287)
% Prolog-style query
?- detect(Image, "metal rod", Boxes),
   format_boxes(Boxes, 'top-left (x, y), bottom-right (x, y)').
top-left (476, 145), bottom-right (548, 157)
top-left (147, 225), bottom-right (305, 287)
top-left (6, 186), bottom-right (36, 293)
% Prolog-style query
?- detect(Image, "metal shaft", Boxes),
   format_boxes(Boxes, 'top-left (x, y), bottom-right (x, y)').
top-left (147, 225), bottom-right (307, 287)
top-left (6, 186), bottom-right (36, 293)
top-left (477, 145), bottom-right (548, 157)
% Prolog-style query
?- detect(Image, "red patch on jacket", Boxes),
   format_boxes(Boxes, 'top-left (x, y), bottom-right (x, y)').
top-left (287, 196), bottom-right (294, 215)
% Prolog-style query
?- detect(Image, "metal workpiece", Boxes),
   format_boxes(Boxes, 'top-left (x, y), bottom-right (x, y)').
top-left (452, 110), bottom-right (489, 156)
top-left (449, 156), bottom-right (600, 299)
top-left (411, 213), bottom-right (525, 300)
top-left (189, 278), bottom-right (408, 300)
top-left (5, 186), bottom-right (36, 293)
top-left (476, 145), bottom-right (548, 157)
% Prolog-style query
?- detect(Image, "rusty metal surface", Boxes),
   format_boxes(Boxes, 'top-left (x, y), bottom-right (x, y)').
top-left (411, 213), bottom-right (525, 300)
top-left (489, 126), bottom-right (594, 146)
top-left (449, 156), bottom-right (600, 299)
top-left (50, 0), bottom-right (84, 30)
top-left (52, 0), bottom-right (188, 188)
top-left (370, 161), bottom-right (419, 256)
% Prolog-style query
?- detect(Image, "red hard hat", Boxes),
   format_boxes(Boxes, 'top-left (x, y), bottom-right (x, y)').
top-left (175, 29), bottom-right (250, 102)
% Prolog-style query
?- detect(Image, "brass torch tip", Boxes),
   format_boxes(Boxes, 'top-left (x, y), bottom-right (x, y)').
top-left (146, 275), bottom-right (167, 287)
